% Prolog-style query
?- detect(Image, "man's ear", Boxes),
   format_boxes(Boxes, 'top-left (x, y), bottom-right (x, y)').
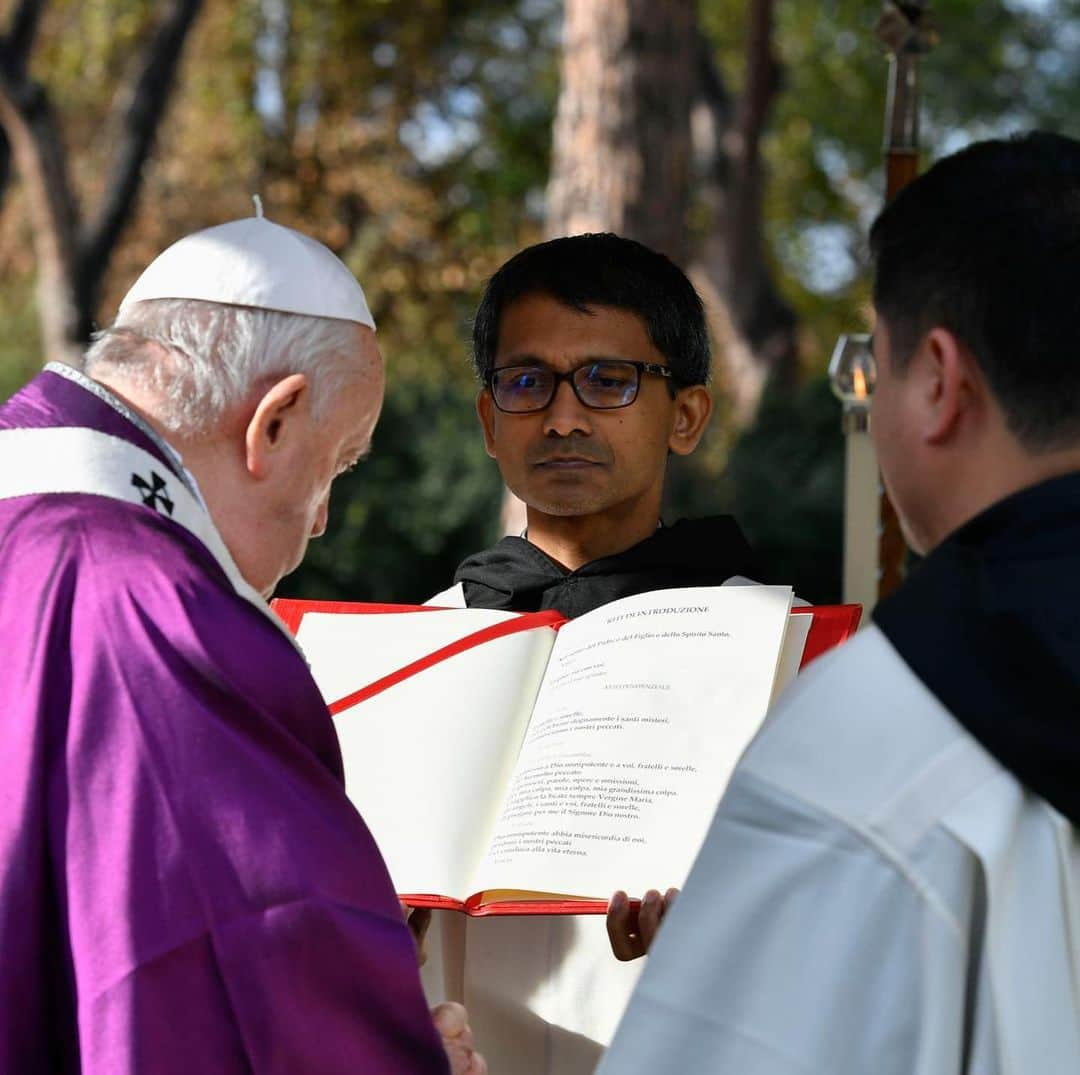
top-left (477, 388), bottom-right (499, 460)
top-left (668, 385), bottom-right (713, 456)
top-left (245, 373), bottom-right (311, 480)
top-left (919, 328), bottom-right (978, 447)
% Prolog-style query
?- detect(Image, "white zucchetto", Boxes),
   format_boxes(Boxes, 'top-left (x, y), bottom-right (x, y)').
top-left (118, 211), bottom-right (375, 329)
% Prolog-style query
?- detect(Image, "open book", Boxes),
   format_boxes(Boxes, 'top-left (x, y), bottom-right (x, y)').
top-left (273, 587), bottom-right (860, 915)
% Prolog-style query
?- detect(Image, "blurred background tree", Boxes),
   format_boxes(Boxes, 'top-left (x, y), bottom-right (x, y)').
top-left (1, 0), bottom-right (1077, 603)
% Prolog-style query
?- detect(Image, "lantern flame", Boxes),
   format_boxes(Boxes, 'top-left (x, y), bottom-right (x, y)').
top-left (853, 366), bottom-right (868, 401)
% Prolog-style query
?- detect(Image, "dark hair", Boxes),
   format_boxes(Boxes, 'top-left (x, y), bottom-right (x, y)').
top-left (870, 130), bottom-right (1080, 450)
top-left (471, 233), bottom-right (710, 386)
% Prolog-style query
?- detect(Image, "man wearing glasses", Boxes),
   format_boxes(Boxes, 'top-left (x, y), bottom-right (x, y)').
top-left (428, 232), bottom-right (759, 618)
top-left (423, 233), bottom-right (760, 1075)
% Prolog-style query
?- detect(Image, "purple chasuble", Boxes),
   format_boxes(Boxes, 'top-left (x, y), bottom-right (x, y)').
top-left (0, 370), bottom-right (449, 1074)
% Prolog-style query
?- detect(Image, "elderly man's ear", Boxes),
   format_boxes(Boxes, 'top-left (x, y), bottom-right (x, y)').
top-left (245, 374), bottom-right (311, 479)
top-left (668, 385), bottom-right (712, 456)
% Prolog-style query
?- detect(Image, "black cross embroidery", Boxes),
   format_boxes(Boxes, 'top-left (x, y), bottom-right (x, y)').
top-left (131, 470), bottom-right (175, 516)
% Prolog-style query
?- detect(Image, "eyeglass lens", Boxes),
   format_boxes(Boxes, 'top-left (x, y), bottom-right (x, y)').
top-left (491, 361), bottom-right (640, 412)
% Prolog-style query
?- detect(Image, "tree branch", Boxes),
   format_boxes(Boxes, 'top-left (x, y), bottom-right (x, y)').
top-left (695, 29), bottom-right (731, 175)
top-left (0, 67), bottom-right (82, 362)
top-left (77, 0), bottom-right (203, 328)
top-left (0, 0), bottom-right (50, 215)
top-left (6, 0), bottom-right (48, 78)
top-left (727, 0), bottom-right (781, 311)
top-left (691, 1), bottom-right (798, 423)
top-left (731, 0), bottom-right (797, 387)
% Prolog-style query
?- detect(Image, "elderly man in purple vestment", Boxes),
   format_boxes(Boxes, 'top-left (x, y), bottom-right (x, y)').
top-left (0, 212), bottom-right (485, 1074)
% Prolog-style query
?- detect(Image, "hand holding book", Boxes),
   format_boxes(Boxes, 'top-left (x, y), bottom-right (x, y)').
top-left (607, 887), bottom-right (679, 961)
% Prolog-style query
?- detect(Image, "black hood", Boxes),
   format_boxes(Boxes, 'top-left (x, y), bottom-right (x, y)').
top-left (453, 515), bottom-right (760, 620)
top-left (874, 471), bottom-right (1080, 826)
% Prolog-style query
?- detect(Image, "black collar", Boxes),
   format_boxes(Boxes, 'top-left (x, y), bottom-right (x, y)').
top-left (454, 516), bottom-right (760, 619)
top-left (874, 471), bottom-right (1080, 824)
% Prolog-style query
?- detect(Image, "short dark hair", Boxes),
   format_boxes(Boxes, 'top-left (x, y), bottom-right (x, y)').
top-left (471, 233), bottom-right (711, 386)
top-left (870, 130), bottom-right (1080, 450)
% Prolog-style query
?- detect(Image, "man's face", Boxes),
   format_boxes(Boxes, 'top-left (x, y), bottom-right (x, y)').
top-left (478, 294), bottom-right (690, 524)
top-left (263, 329), bottom-right (385, 593)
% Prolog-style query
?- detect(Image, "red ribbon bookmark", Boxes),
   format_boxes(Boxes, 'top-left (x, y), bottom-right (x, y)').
top-left (322, 609), bottom-right (566, 716)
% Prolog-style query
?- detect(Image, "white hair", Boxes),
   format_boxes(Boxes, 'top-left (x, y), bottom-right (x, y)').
top-left (82, 298), bottom-right (365, 436)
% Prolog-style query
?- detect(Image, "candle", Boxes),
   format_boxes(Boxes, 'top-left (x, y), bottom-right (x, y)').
top-left (829, 334), bottom-right (879, 612)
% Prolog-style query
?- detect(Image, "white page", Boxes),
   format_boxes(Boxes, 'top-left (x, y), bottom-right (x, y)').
top-left (298, 607), bottom-right (522, 692)
top-left (770, 612), bottom-right (814, 705)
top-left (471, 586), bottom-right (793, 899)
top-left (298, 609), bottom-right (556, 899)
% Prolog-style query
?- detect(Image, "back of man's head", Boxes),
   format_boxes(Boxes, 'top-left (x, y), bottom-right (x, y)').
top-left (84, 215), bottom-right (378, 438)
top-left (472, 233), bottom-right (710, 387)
top-left (84, 300), bottom-right (363, 437)
top-left (81, 217), bottom-right (385, 595)
top-left (870, 130), bottom-right (1080, 451)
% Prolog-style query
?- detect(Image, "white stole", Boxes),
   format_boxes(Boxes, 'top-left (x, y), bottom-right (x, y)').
top-left (0, 425), bottom-right (300, 652)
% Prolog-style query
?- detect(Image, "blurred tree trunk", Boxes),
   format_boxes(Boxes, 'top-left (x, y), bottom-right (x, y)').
top-left (546, 0), bottom-right (697, 263)
top-left (692, 0), bottom-right (798, 425)
top-left (0, 0), bottom-right (203, 365)
top-left (501, 0), bottom-right (699, 535)
top-left (545, 0), bottom-right (797, 413)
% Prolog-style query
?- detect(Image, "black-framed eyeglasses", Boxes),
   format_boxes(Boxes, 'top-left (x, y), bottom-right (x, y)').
top-left (487, 360), bottom-right (674, 413)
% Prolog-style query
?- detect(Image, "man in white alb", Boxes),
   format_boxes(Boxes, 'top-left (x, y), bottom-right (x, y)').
top-left (600, 131), bottom-right (1080, 1074)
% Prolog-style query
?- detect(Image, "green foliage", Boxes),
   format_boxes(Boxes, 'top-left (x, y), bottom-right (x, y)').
top-left (726, 377), bottom-right (845, 605)
top-left (663, 376), bottom-right (844, 603)
top-left (701, 0), bottom-right (1080, 367)
top-left (678, 0), bottom-right (1079, 595)
top-left (0, 277), bottom-right (42, 402)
